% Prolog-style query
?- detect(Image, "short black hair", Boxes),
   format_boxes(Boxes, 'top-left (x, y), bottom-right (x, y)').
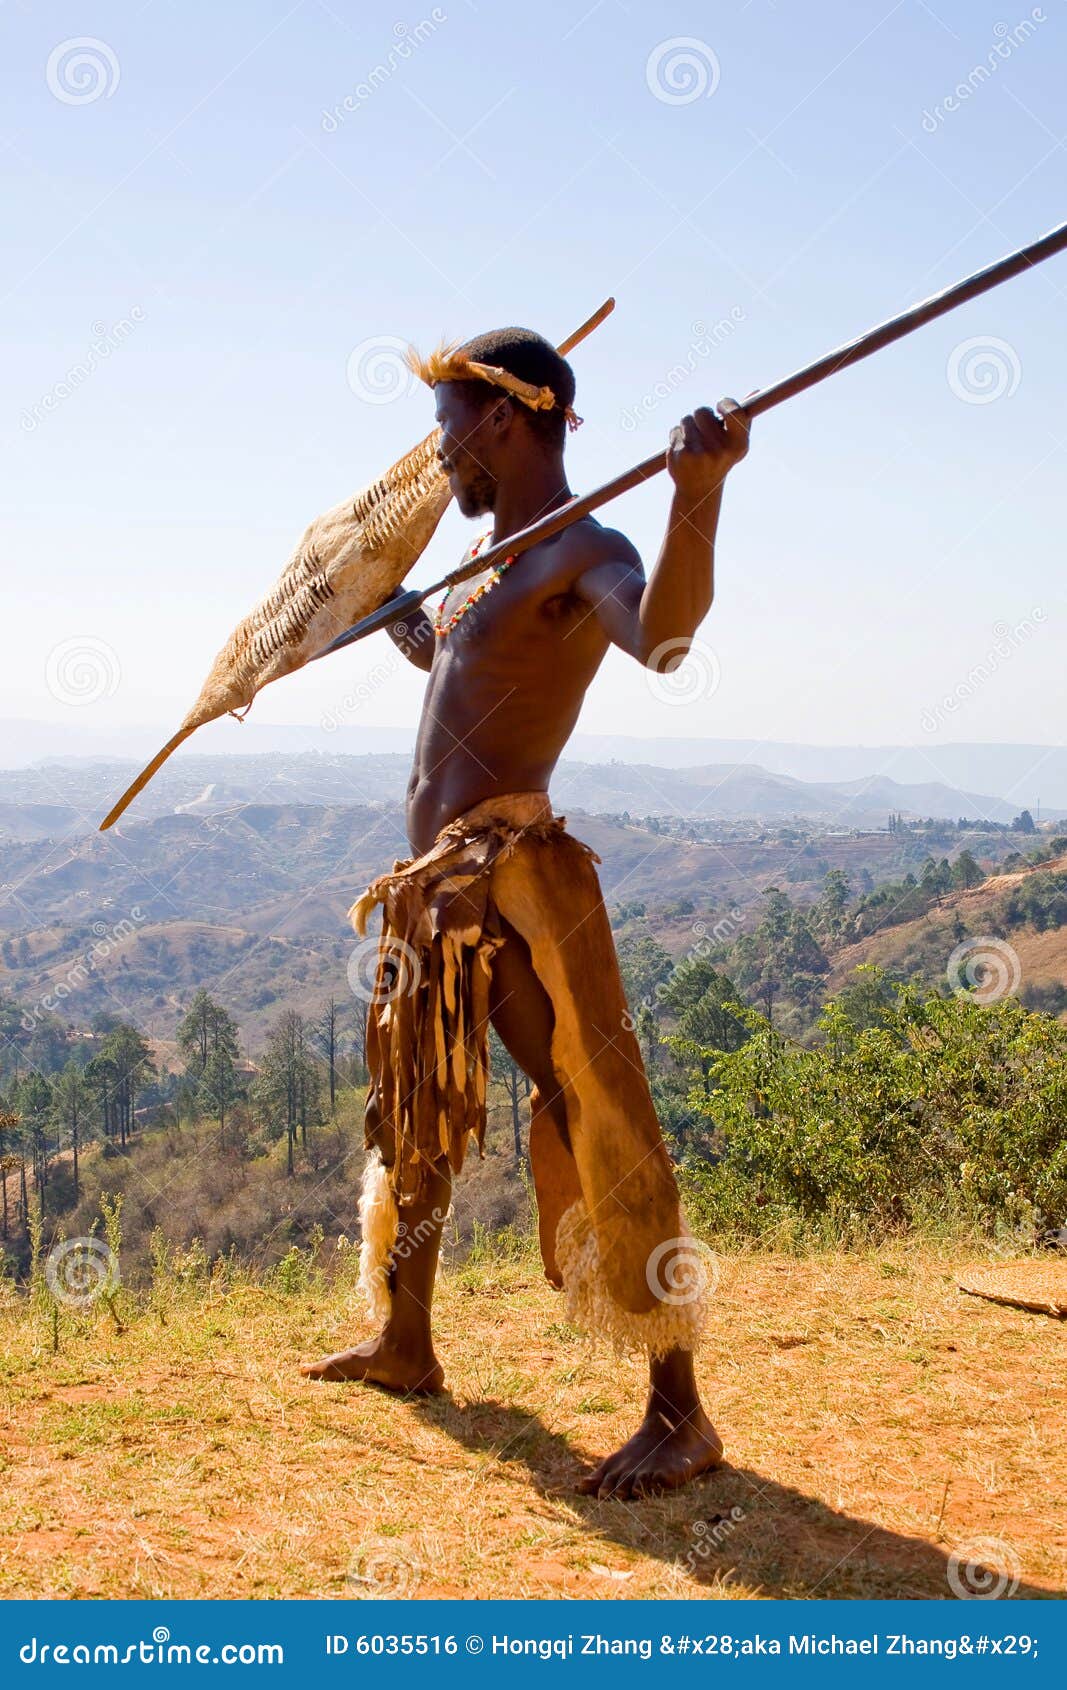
top-left (453, 326), bottom-right (576, 448)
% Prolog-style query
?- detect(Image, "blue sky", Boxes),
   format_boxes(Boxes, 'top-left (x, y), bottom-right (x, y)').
top-left (2, 0), bottom-right (1064, 759)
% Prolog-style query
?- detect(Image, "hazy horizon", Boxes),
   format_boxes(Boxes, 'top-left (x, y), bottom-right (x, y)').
top-left (4, 718), bottom-right (1067, 810)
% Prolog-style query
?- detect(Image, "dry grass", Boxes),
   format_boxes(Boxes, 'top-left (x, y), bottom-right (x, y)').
top-left (1, 1242), bottom-right (1064, 1601)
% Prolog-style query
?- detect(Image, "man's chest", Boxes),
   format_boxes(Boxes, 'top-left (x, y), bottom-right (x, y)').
top-left (433, 554), bottom-right (579, 649)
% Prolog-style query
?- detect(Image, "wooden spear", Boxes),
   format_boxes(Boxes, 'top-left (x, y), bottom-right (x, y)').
top-left (319, 216), bottom-right (1067, 656)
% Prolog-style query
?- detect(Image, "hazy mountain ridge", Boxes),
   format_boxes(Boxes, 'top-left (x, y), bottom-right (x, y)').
top-left (3, 722), bottom-right (1064, 807)
top-left (0, 751), bottom-right (1049, 844)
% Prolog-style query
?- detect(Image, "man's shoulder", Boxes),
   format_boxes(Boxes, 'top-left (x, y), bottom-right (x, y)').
top-left (549, 515), bottom-right (642, 580)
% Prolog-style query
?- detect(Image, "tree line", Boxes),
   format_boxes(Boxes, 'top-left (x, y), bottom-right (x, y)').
top-left (0, 988), bottom-right (369, 1245)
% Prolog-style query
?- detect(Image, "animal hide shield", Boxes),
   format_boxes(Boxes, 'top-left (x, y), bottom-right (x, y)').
top-left (99, 431), bottom-right (450, 830)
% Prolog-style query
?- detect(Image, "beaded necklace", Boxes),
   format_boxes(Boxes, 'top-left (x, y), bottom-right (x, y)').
top-left (433, 531), bottom-right (516, 638)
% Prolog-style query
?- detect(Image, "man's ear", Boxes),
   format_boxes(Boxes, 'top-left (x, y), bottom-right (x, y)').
top-left (486, 397), bottom-right (515, 439)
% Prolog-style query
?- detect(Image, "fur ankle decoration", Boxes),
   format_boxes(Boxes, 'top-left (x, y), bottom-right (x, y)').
top-left (357, 1151), bottom-right (400, 1327)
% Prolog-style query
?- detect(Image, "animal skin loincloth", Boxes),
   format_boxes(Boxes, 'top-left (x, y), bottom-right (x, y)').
top-left (350, 792), bottom-right (712, 1355)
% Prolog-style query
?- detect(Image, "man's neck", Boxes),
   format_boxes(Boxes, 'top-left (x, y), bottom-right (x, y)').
top-left (491, 458), bottom-right (572, 544)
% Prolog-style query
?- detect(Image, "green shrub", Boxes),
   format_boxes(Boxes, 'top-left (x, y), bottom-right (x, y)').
top-left (680, 972), bottom-right (1067, 1241)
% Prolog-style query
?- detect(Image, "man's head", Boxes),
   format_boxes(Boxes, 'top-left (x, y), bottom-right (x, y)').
top-left (428, 327), bottom-right (576, 518)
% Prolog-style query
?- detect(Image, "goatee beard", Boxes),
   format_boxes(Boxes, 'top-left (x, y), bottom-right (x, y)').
top-left (457, 473), bottom-right (496, 520)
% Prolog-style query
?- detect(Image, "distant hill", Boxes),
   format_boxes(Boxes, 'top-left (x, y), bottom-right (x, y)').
top-left (3, 721), bottom-right (1064, 809)
top-left (829, 852), bottom-right (1067, 1006)
top-left (0, 751), bottom-right (1048, 842)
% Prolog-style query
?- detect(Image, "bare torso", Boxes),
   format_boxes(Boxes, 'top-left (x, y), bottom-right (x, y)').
top-left (407, 518), bottom-right (612, 852)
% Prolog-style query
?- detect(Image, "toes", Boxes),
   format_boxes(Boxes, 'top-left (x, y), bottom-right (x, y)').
top-left (578, 1469), bottom-right (613, 1498)
top-left (597, 1463), bottom-right (639, 1502)
top-left (576, 1458), bottom-right (612, 1495)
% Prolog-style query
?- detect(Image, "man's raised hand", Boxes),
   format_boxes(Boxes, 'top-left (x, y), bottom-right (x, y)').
top-left (666, 399), bottom-right (750, 503)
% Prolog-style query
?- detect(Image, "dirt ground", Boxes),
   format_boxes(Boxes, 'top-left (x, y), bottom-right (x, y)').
top-left (1, 1245), bottom-right (1064, 1600)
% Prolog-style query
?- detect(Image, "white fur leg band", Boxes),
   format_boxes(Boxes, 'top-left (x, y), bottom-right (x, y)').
top-left (357, 1150), bottom-right (400, 1326)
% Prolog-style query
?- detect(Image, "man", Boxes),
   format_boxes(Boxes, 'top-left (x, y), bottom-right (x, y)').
top-left (303, 327), bottom-right (749, 1499)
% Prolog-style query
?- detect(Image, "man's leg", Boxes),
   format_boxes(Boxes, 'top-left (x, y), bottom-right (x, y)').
top-left (301, 1088), bottom-right (447, 1393)
top-left (490, 924), bottom-right (722, 1498)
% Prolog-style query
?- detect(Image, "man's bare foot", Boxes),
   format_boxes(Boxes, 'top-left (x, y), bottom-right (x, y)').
top-left (300, 1335), bottom-right (445, 1394)
top-left (576, 1407), bottom-right (724, 1500)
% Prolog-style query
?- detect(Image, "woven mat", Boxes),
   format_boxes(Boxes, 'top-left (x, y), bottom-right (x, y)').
top-left (959, 1259), bottom-right (1067, 1319)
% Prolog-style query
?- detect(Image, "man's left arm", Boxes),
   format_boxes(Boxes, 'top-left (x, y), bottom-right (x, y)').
top-left (576, 400), bottom-right (749, 669)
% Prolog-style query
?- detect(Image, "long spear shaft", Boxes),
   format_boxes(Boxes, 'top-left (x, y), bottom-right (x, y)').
top-left (319, 216), bottom-right (1067, 657)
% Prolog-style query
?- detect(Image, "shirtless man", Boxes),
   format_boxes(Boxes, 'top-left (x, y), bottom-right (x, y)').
top-left (304, 327), bottom-right (749, 1499)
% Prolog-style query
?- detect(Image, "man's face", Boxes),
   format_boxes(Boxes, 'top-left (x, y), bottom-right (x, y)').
top-left (434, 385), bottom-right (500, 519)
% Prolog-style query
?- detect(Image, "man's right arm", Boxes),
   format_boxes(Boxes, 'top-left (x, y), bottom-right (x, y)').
top-left (382, 593), bottom-right (435, 672)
